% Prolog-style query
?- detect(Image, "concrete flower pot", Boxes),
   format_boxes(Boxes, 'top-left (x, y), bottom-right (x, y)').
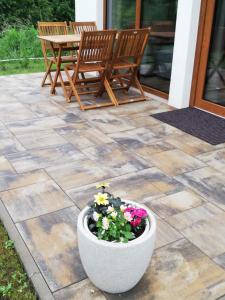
top-left (77, 200), bottom-right (156, 294)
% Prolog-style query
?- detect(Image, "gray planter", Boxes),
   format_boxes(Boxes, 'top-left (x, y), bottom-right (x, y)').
top-left (77, 200), bottom-right (156, 294)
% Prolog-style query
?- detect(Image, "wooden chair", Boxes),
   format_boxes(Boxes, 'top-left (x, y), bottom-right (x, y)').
top-left (64, 30), bottom-right (118, 110)
top-left (70, 21), bottom-right (97, 34)
top-left (98, 28), bottom-right (151, 105)
top-left (38, 21), bottom-right (77, 87)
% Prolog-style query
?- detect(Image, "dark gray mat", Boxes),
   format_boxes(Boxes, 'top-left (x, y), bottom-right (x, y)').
top-left (152, 107), bottom-right (225, 145)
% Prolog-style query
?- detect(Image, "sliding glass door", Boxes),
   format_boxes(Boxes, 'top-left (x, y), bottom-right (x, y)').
top-left (194, 0), bottom-right (225, 117)
top-left (140, 0), bottom-right (178, 94)
top-left (107, 0), bottom-right (136, 29)
top-left (106, 0), bottom-right (178, 97)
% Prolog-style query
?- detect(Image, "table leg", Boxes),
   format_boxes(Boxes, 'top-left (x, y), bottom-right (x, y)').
top-left (50, 44), bottom-right (62, 95)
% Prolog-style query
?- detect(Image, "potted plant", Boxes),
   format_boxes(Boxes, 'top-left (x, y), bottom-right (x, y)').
top-left (77, 182), bottom-right (156, 294)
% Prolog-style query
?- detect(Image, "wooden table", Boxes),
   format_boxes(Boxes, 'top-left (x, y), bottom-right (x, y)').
top-left (38, 34), bottom-right (81, 95)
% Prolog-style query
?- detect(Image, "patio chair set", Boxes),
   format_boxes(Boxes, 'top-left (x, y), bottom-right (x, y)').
top-left (38, 22), bottom-right (150, 110)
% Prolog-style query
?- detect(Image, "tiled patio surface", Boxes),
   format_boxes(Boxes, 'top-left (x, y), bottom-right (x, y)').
top-left (1, 73), bottom-right (225, 300)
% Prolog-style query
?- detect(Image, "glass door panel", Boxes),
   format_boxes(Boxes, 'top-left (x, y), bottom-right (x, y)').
top-left (140, 0), bottom-right (178, 93)
top-left (203, 0), bottom-right (225, 107)
top-left (107, 0), bottom-right (136, 29)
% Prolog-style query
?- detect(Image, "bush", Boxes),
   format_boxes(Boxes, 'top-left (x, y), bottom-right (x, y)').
top-left (0, 25), bottom-right (42, 60)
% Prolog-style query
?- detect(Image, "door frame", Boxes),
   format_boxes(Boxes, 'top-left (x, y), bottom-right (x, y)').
top-left (103, 0), bottom-right (171, 100)
top-left (190, 0), bottom-right (225, 117)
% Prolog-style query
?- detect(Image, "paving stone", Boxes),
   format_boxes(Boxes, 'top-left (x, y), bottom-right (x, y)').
top-left (1, 74), bottom-right (225, 299)
top-left (0, 169), bottom-right (50, 192)
top-left (24, 101), bottom-right (66, 117)
top-left (109, 127), bottom-right (159, 146)
top-left (6, 116), bottom-right (69, 135)
top-left (82, 143), bottom-right (150, 175)
top-left (148, 190), bottom-right (205, 218)
top-left (6, 143), bottom-right (85, 173)
top-left (0, 137), bottom-right (25, 155)
top-left (165, 133), bottom-right (216, 156)
top-left (155, 219), bottom-right (182, 249)
top-left (106, 239), bottom-right (225, 300)
top-left (0, 102), bottom-right (36, 122)
top-left (16, 130), bottom-right (67, 149)
top-left (0, 156), bottom-right (15, 176)
top-left (1, 179), bottom-right (74, 222)
top-left (67, 166), bottom-right (184, 210)
top-left (214, 253), bottom-right (225, 270)
top-left (197, 148), bottom-right (225, 175)
top-left (47, 159), bottom-right (116, 190)
top-left (17, 207), bottom-right (86, 292)
top-left (176, 166), bottom-right (225, 210)
top-left (55, 126), bottom-right (114, 150)
top-left (167, 203), bottom-right (225, 257)
top-left (149, 149), bottom-right (205, 176)
top-left (53, 279), bottom-right (106, 300)
top-left (82, 112), bottom-right (134, 134)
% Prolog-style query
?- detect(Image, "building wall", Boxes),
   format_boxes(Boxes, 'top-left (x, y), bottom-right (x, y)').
top-left (168, 0), bottom-right (202, 108)
top-left (75, 0), bottom-right (104, 29)
top-left (75, 0), bottom-right (202, 109)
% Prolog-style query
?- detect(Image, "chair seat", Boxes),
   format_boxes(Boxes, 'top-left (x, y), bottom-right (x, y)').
top-left (67, 62), bottom-right (105, 72)
top-left (113, 59), bottom-right (137, 70)
top-left (49, 56), bottom-right (77, 63)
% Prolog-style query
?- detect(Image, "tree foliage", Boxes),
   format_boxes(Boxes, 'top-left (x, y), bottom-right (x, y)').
top-left (0, 0), bottom-right (75, 31)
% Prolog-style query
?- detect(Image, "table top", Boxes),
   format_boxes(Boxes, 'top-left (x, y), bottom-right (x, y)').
top-left (38, 34), bottom-right (81, 43)
top-left (38, 31), bottom-right (175, 44)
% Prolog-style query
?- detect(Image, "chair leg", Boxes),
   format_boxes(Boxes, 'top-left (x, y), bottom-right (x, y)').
top-left (65, 66), bottom-right (84, 109)
top-left (104, 78), bottom-right (118, 106)
top-left (134, 75), bottom-right (146, 99)
top-left (41, 61), bottom-right (53, 87)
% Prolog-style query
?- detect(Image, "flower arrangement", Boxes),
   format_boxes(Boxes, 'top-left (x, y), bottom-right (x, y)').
top-left (87, 182), bottom-right (148, 243)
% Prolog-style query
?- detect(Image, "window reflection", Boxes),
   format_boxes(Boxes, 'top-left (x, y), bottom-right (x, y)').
top-left (140, 0), bottom-right (178, 93)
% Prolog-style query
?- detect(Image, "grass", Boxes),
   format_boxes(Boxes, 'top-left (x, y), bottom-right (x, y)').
top-left (0, 222), bottom-right (37, 299)
top-left (0, 59), bottom-right (45, 76)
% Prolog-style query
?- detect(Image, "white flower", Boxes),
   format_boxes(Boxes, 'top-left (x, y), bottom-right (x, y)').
top-left (124, 212), bottom-right (132, 222)
top-left (102, 217), bottom-right (109, 230)
top-left (93, 212), bottom-right (101, 222)
top-left (120, 205), bottom-right (126, 212)
top-left (107, 206), bottom-right (114, 213)
top-left (111, 211), bottom-right (117, 219)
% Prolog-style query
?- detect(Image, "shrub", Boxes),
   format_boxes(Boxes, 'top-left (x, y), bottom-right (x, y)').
top-left (0, 25), bottom-right (42, 60)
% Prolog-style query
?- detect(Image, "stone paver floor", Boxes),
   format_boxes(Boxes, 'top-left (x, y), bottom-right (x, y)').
top-left (1, 73), bottom-right (225, 300)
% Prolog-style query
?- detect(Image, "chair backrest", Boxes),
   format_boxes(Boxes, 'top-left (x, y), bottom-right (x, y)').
top-left (70, 21), bottom-right (97, 34)
top-left (38, 21), bottom-right (68, 52)
top-left (113, 29), bottom-right (151, 64)
top-left (77, 30), bottom-right (117, 65)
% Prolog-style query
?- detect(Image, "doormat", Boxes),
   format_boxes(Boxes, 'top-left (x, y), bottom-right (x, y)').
top-left (152, 107), bottom-right (225, 145)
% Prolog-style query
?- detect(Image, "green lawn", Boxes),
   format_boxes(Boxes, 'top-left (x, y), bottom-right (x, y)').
top-left (0, 222), bottom-right (37, 299)
top-left (0, 59), bottom-right (45, 76)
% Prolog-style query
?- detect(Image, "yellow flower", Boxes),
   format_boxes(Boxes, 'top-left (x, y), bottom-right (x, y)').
top-left (96, 182), bottom-right (110, 189)
top-left (94, 193), bottom-right (109, 206)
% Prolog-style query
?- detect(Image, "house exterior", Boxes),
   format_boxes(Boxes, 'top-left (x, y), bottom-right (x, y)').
top-left (75, 0), bottom-right (225, 117)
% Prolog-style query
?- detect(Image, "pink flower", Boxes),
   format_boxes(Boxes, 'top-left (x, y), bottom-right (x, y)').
top-left (124, 207), bottom-right (136, 218)
top-left (131, 218), bottom-right (142, 227)
top-left (124, 212), bottom-right (133, 222)
top-left (135, 208), bottom-right (148, 218)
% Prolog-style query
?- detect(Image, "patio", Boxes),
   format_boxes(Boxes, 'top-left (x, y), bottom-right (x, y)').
top-left (0, 72), bottom-right (225, 299)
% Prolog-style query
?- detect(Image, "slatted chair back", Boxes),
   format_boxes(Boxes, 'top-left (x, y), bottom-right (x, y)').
top-left (70, 21), bottom-right (97, 34)
top-left (77, 30), bottom-right (117, 65)
top-left (113, 29), bottom-right (151, 65)
top-left (38, 21), bottom-right (68, 52)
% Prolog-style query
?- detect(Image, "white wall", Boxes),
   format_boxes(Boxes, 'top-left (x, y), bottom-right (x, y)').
top-left (168, 0), bottom-right (202, 108)
top-left (75, 0), bottom-right (104, 29)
